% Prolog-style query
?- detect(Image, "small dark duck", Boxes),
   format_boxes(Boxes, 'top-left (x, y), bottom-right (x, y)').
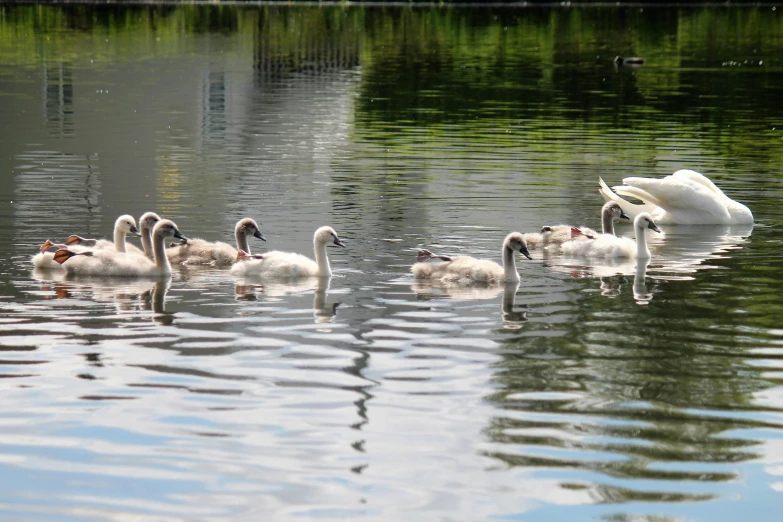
top-left (615, 56), bottom-right (645, 66)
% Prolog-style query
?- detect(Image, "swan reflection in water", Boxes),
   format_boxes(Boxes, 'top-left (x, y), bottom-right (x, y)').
top-left (233, 276), bottom-right (339, 324)
top-left (32, 269), bottom-right (173, 322)
top-left (411, 280), bottom-right (527, 329)
top-left (579, 259), bottom-right (653, 304)
top-left (550, 223), bottom-right (753, 303)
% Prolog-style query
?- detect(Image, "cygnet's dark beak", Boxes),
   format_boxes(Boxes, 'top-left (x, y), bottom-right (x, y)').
top-left (648, 222), bottom-right (661, 233)
top-left (254, 229), bottom-right (266, 241)
top-left (130, 225), bottom-right (142, 237)
top-left (519, 244), bottom-right (532, 260)
top-left (334, 237), bottom-right (346, 248)
top-left (174, 229), bottom-right (188, 242)
top-left (620, 210), bottom-right (630, 220)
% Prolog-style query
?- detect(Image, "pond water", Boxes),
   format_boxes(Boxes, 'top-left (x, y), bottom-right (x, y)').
top-left (1, 4), bottom-right (783, 521)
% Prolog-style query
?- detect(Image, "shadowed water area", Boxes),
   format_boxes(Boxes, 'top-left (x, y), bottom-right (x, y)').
top-left (1, 4), bottom-right (783, 520)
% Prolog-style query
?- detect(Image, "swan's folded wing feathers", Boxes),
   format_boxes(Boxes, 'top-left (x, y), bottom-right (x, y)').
top-left (672, 169), bottom-right (724, 196)
top-left (598, 177), bottom-right (615, 203)
top-left (613, 185), bottom-right (665, 208)
top-left (599, 177), bottom-right (656, 217)
top-left (622, 175), bottom-right (731, 221)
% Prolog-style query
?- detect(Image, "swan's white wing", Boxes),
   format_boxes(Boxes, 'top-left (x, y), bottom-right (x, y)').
top-left (671, 169), bottom-right (725, 196)
top-left (612, 185), bottom-right (665, 208)
top-left (672, 170), bottom-right (753, 224)
top-left (598, 177), bottom-right (657, 219)
top-left (621, 175), bottom-right (731, 223)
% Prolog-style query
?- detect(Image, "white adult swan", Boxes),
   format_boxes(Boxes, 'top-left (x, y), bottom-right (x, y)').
top-left (599, 169), bottom-right (753, 225)
top-left (230, 226), bottom-right (345, 278)
top-left (33, 214), bottom-right (141, 270)
top-left (562, 212), bottom-right (661, 259)
top-left (525, 201), bottom-right (630, 249)
top-left (52, 220), bottom-right (187, 278)
top-left (412, 232), bottom-right (532, 284)
top-left (167, 218), bottom-right (266, 267)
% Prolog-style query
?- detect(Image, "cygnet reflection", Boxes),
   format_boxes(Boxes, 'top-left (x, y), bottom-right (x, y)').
top-left (554, 222), bottom-right (753, 303)
top-left (234, 276), bottom-right (338, 323)
top-left (593, 259), bottom-right (653, 303)
top-left (550, 222), bottom-right (752, 284)
top-left (32, 269), bottom-right (172, 321)
top-left (411, 280), bottom-right (527, 328)
top-left (632, 259), bottom-right (653, 304)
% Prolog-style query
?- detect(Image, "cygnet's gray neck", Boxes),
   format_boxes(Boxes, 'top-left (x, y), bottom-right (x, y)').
top-left (141, 228), bottom-right (154, 259)
top-left (236, 228), bottom-right (250, 254)
top-left (153, 233), bottom-right (173, 275)
top-left (602, 209), bottom-right (616, 235)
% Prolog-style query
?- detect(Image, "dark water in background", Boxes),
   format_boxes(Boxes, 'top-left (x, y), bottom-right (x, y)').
top-left (1, 4), bottom-right (783, 520)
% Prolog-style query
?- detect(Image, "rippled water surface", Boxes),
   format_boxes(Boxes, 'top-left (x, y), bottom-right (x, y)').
top-left (1, 4), bottom-right (783, 520)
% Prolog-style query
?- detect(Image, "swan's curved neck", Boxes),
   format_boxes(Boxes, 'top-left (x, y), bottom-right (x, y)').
top-left (236, 228), bottom-right (250, 254)
top-left (635, 224), bottom-right (651, 259)
top-left (141, 228), bottom-right (154, 259)
top-left (153, 233), bottom-right (173, 275)
top-left (502, 245), bottom-right (520, 283)
top-left (601, 209), bottom-right (615, 235)
top-left (114, 223), bottom-right (127, 253)
top-left (314, 239), bottom-right (332, 277)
